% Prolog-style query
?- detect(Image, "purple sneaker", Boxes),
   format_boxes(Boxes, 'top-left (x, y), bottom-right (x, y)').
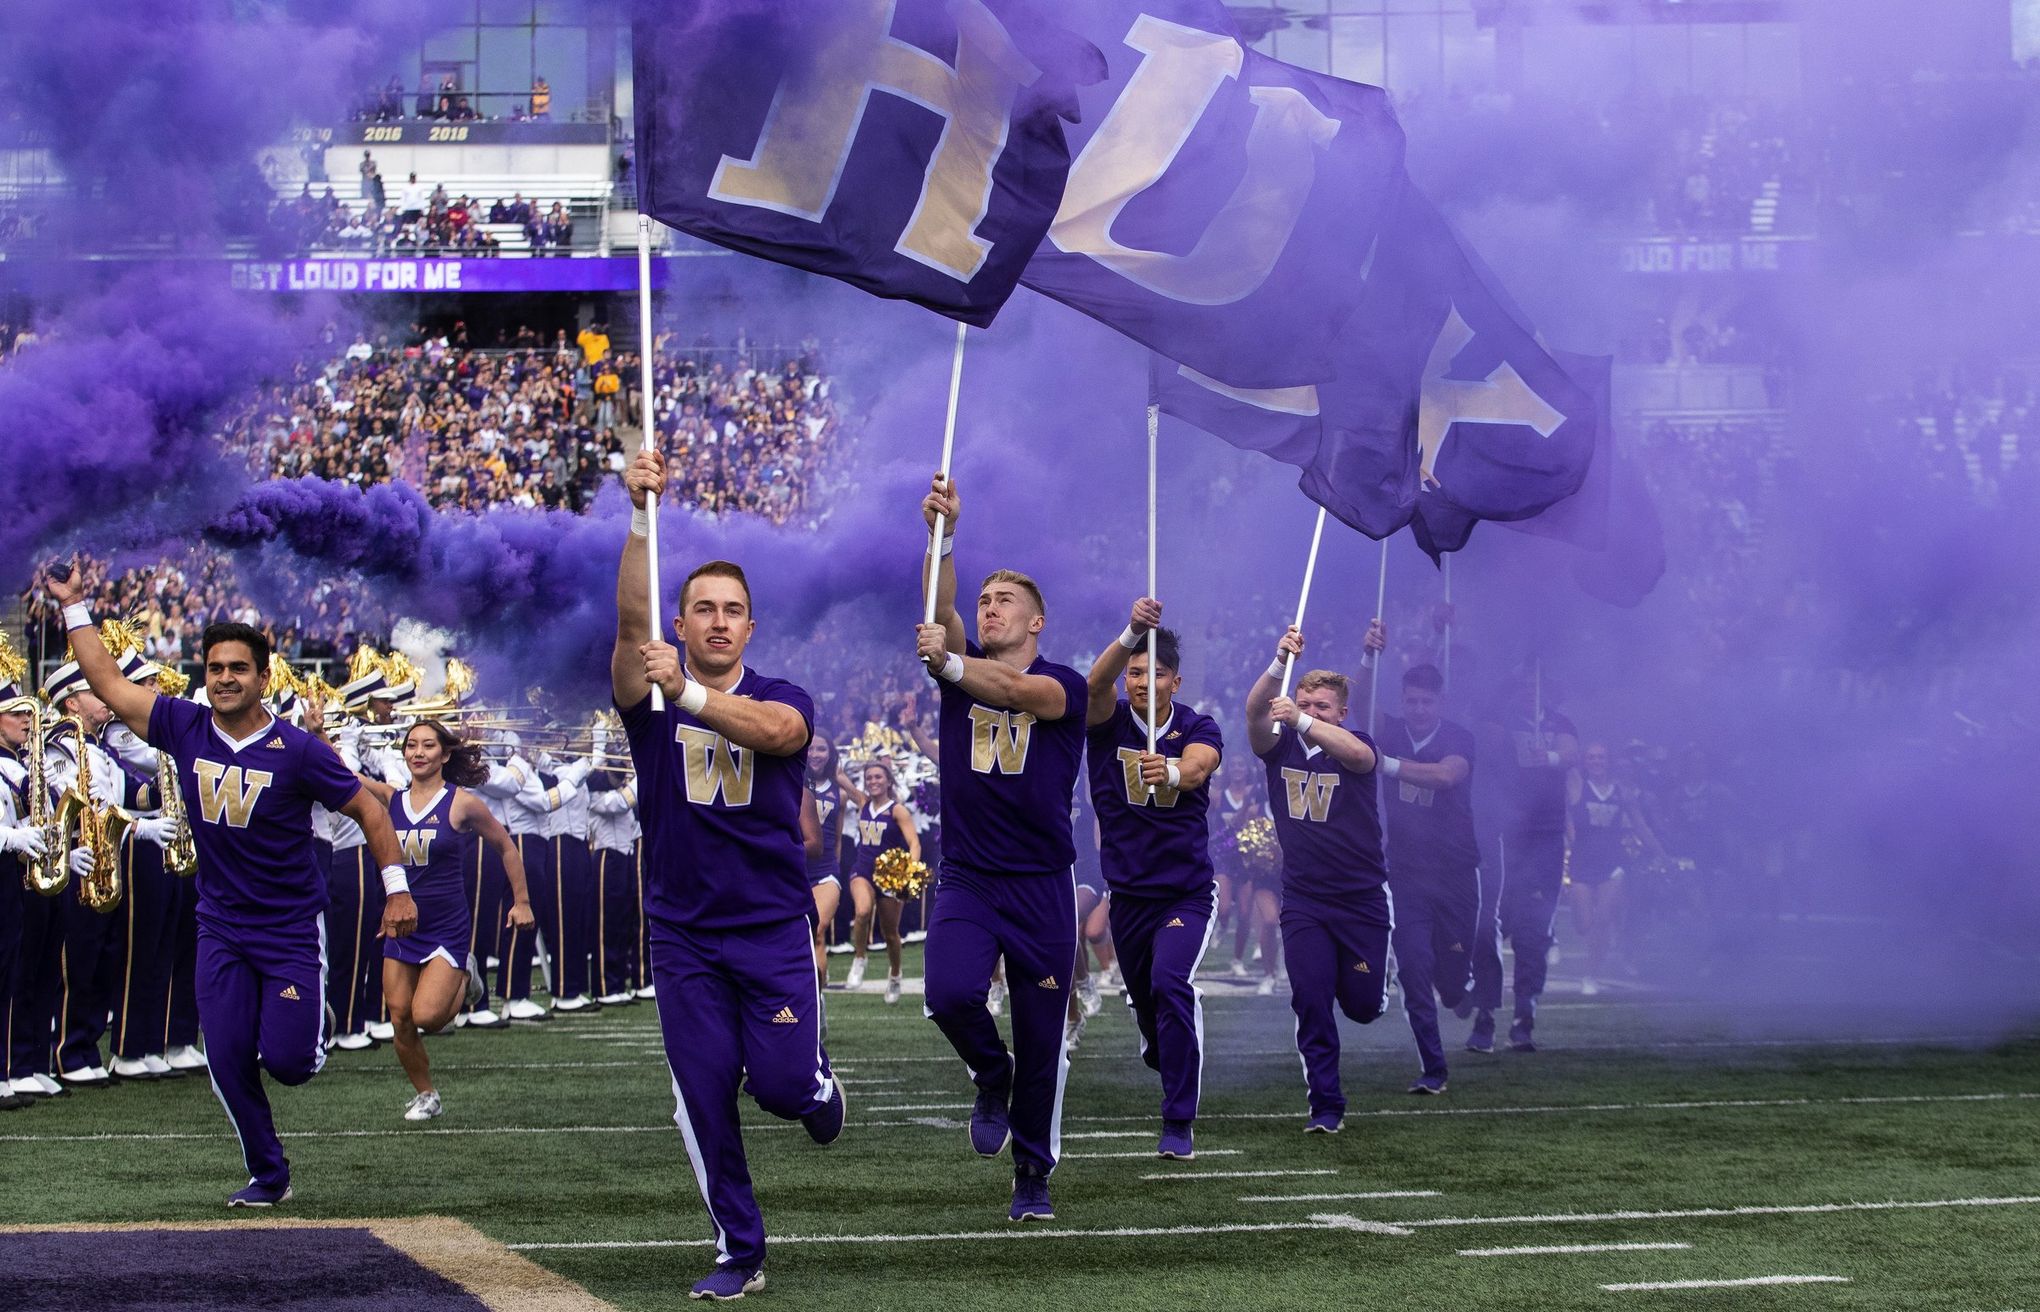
top-left (1156, 1120), bottom-right (1195, 1160)
top-left (1304, 1111), bottom-right (1343, 1134)
top-left (802, 1071), bottom-right (845, 1146)
top-left (227, 1179), bottom-right (292, 1208)
top-left (689, 1266), bottom-right (765, 1300)
top-left (1008, 1174), bottom-right (1055, 1222)
top-left (1508, 1019), bottom-right (1537, 1052)
top-left (1466, 1010), bottom-right (1496, 1054)
top-left (970, 1056), bottom-right (1013, 1158)
top-left (1407, 1074), bottom-right (1448, 1096)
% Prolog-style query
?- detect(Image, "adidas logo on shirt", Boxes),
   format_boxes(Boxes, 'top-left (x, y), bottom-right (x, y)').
top-left (1165, 917), bottom-right (1186, 928)
top-left (1037, 976), bottom-right (1059, 990)
top-left (264, 738), bottom-right (286, 750)
top-left (1352, 961), bottom-right (1371, 973)
top-left (770, 1006), bottom-right (798, 1025)
top-left (278, 984), bottom-right (301, 1000)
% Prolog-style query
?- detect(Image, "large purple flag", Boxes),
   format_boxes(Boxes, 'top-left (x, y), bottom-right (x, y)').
top-left (1024, 2), bottom-right (1406, 389)
top-left (1155, 181), bottom-right (1602, 549)
top-left (632, 0), bottom-right (1078, 327)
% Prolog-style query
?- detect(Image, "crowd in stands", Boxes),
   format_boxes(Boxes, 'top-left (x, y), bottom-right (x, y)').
top-left (266, 177), bottom-right (577, 257)
top-left (350, 73), bottom-right (564, 124)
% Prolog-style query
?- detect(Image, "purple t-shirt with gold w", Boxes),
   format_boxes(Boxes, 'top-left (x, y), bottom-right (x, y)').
top-left (146, 695), bottom-right (361, 929)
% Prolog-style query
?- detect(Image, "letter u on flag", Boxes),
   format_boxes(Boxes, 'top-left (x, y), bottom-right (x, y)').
top-left (1022, 2), bottom-right (1407, 390)
top-left (631, 0), bottom-right (1078, 326)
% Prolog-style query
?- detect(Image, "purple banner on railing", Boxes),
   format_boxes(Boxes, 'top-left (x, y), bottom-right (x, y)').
top-left (229, 257), bottom-right (669, 294)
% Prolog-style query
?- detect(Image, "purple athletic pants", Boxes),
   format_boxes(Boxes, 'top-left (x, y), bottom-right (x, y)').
top-left (652, 914), bottom-right (832, 1273)
top-left (1109, 885), bottom-right (1219, 1124)
top-left (1281, 890), bottom-right (1392, 1119)
top-left (198, 916), bottom-right (328, 1190)
top-left (923, 866), bottom-right (1077, 1178)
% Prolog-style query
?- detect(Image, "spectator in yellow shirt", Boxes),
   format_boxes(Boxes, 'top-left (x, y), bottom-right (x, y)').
top-left (577, 322), bottom-right (610, 366)
top-left (531, 76), bottom-right (552, 120)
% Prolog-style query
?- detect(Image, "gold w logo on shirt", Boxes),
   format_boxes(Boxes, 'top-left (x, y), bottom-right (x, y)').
top-left (968, 705), bottom-right (1034, 775)
top-left (396, 828), bottom-right (436, 866)
top-left (770, 1006), bottom-right (798, 1025)
top-left (1115, 747), bottom-right (1180, 808)
top-left (192, 761), bottom-right (276, 829)
top-left (675, 725), bottom-right (755, 807)
top-left (1280, 768), bottom-right (1339, 823)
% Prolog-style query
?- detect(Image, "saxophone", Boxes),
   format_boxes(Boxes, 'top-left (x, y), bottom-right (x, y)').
top-left (23, 707), bottom-right (68, 896)
top-left (157, 751), bottom-right (197, 877)
top-left (59, 716), bottom-right (130, 913)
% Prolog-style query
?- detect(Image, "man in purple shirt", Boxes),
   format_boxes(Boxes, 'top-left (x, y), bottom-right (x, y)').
top-left (1083, 599), bottom-right (1223, 1161)
top-left (45, 566), bottom-right (406, 1208)
top-left (1245, 626), bottom-right (1390, 1134)
top-left (915, 473), bottom-right (1088, 1224)
top-left (614, 451), bottom-right (843, 1303)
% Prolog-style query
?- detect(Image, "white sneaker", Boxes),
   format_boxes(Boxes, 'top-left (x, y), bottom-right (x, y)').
top-left (598, 992), bottom-right (636, 1005)
top-left (60, 1065), bottom-right (111, 1086)
top-left (331, 1031), bottom-right (375, 1051)
top-left (165, 1045), bottom-right (208, 1071)
top-left (635, 984), bottom-right (656, 1000)
top-left (1230, 957), bottom-right (1249, 980)
top-left (1256, 975), bottom-right (1276, 997)
top-left (987, 979), bottom-right (1007, 1017)
top-left (111, 1056), bottom-right (155, 1079)
top-left (884, 975), bottom-right (902, 1006)
top-left (142, 1055), bottom-right (176, 1076)
top-left (553, 995), bottom-right (595, 1012)
top-left (1064, 1012), bottom-right (1087, 1051)
top-left (466, 1008), bottom-right (507, 1029)
top-left (403, 1090), bottom-right (443, 1122)
top-left (1581, 977), bottom-right (1600, 997)
top-left (366, 1021), bottom-right (395, 1042)
top-left (845, 957), bottom-right (868, 989)
top-left (504, 998), bottom-right (549, 1021)
top-left (1078, 974), bottom-right (1102, 1018)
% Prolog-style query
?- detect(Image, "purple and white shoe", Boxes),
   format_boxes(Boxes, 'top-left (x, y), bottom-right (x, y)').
top-left (689, 1266), bottom-right (765, 1300)
top-left (1009, 1174), bottom-right (1055, 1222)
top-left (1156, 1120), bottom-right (1195, 1160)
top-left (1407, 1074), bottom-right (1448, 1096)
top-left (970, 1056), bottom-right (1013, 1157)
top-left (802, 1071), bottom-right (846, 1146)
top-left (1304, 1111), bottom-right (1344, 1134)
top-left (227, 1179), bottom-right (292, 1208)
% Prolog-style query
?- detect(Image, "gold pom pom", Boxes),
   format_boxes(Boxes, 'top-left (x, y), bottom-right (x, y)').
top-left (1235, 816), bottom-right (1279, 879)
top-left (871, 848), bottom-right (930, 898)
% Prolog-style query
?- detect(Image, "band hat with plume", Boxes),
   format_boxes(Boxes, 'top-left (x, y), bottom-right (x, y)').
top-left (0, 633), bottom-right (33, 713)
top-left (42, 660), bottom-right (88, 707)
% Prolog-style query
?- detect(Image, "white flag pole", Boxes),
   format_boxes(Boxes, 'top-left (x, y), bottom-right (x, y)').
top-left (636, 214), bottom-right (665, 712)
top-left (1279, 506), bottom-right (1329, 699)
top-left (1145, 402), bottom-right (1159, 758)
top-left (1441, 554), bottom-right (1453, 691)
top-left (1368, 537), bottom-right (1389, 731)
top-left (924, 320), bottom-right (969, 625)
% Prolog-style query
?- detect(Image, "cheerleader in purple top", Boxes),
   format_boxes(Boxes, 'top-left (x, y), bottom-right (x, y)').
top-left (343, 719), bottom-right (533, 1121)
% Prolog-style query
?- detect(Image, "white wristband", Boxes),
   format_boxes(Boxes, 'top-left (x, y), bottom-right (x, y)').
top-left (1294, 713), bottom-right (1316, 738)
top-left (931, 534), bottom-right (954, 558)
top-left (937, 653), bottom-right (965, 684)
top-left (1266, 657), bottom-right (1288, 681)
top-left (678, 679), bottom-right (709, 715)
top-left (63, 603), bottom-right (93, 632)
top-left (630, 505), bottom-right (651, 537)
top-left (1164, 761), bottom-right (1181, 790)
top-left (1380, 755), bottom-right (1401, 779)
top-left (381, 865), bottom-right (411, 897)
top-left (1117, 624), bottom-right (1143, 651)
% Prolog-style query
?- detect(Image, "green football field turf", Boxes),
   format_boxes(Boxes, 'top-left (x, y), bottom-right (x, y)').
top-left (4, 946), bottom-right (2037, 1312)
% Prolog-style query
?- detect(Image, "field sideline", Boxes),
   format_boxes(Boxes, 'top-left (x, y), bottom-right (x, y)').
top-left (2, 948), bottom-right (2036, 1312)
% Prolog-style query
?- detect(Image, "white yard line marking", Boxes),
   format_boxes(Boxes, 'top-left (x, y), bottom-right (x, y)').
top-left (1312, 1213), bottom-right (1413, 1236)
top-left (862, 1103), bottom-right (976, 1113)
top-left (1460, 1241), bottom-right (1692, 1257)
top-left (1139, 1169), bottom-right (1336, 1182)
top-left (508, 1220), bottom-right (1350, 1251)
top-left (1602, 1275), bottom-right (1849, 1292)
top-left (1065, 1149), bottom-right (1243, 1160)
top-left (1396, 1195), bottom-right (2040, 1230)
top-left (1240, 1190), bottom-right (1443, 1203)
top-left (1062, 1131), bottom-right (1160, 1140)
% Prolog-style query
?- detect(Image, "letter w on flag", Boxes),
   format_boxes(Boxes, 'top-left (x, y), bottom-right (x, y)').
top-left (631, 0), bottom-right (1079, 326)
